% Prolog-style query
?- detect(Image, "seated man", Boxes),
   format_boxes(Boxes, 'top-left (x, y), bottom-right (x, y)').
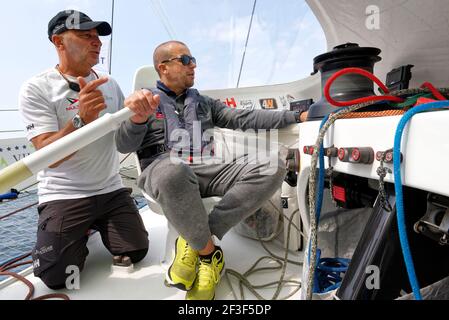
top-left (18, 10), bottom-right (159, 289)
top-left (116, 41), bottom-right (308, 300)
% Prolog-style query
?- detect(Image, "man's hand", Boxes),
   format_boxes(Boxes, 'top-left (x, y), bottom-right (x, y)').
top-left (300, 111), bottom-right (309, 123)
top-left (78, 77), bottom-right (109, 124)
top-left (125, 89), bottom-right (160, 124)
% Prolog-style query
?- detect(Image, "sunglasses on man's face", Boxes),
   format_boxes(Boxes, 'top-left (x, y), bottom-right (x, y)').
top-left (162, 54), bottom-right (197, 66)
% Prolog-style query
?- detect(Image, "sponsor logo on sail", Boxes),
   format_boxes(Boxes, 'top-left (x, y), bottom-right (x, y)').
top-left (260, 98), bottom-right (278, 110)
top-left (223, 98), bottom-right (237, 108)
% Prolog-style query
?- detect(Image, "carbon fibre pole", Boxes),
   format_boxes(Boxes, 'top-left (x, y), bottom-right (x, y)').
top-left (0, 107), bottom-right (133, 194)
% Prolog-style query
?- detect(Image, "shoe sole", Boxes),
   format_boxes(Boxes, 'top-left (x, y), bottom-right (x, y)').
top-left (165, 271), bottom-right (194, 291)
top-left (165, 238), bottom-right (195, 291)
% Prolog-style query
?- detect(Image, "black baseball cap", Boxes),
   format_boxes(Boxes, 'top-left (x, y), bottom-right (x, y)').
top-left (48, 10), bottom-right (112, 41)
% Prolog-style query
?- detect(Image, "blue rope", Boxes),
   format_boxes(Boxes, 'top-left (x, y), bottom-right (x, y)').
top-left (309, 103), bottom-right (388, 293)
top-left (393, 100), bottom-right (449, 300)
top-left (306, 115), bottom-right (331, 265)
top-left (313, 249), bottom-right (351, 293)
top-left (308, 109), bottom-right (347, 290)
top-left (316, 108), bottom-right (347, 222)
top-left (0, 189), bottom-right (19, 202)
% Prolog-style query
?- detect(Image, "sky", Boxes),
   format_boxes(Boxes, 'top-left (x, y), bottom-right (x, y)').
top-left (0, 0), bottom-right (326, 132)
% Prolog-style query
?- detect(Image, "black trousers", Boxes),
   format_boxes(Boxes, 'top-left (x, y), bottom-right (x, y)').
top-left (32, 188), bottom-right (149, 289)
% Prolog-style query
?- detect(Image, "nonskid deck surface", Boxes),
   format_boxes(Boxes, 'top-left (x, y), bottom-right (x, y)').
top-left (0, 207), bottom-right (303, 300)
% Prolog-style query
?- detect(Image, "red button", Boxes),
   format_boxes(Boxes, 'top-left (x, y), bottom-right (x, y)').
top-left (352, 148), bottom-right (361, 162)
top-left (338, 148), bottom-right (346, 161)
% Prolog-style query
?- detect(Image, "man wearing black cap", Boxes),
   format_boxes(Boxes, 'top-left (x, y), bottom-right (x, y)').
top-left (18, 10), bottom-right (160, 290)
top-left (48, 10), bottom-right (113, 41)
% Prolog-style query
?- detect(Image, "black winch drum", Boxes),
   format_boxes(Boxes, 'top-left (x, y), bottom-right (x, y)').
top-left (307, 43), bottom-right (382, 121)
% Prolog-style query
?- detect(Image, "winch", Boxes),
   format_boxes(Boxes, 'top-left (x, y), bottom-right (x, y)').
top-left (307, 43), bottom-right (382, 121)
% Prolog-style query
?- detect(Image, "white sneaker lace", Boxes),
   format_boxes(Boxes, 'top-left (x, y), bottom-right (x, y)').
top-left (181, 243), bottom-right (197, 267)
top-left (198, 253), bottom-right (222, 287)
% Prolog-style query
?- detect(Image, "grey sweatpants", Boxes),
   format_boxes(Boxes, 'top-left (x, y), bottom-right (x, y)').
top-left (137, 152), bottom-right (286, 250)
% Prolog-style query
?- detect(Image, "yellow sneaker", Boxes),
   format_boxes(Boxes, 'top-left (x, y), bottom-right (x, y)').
top-left (186, 247), bottom-right (225, 300)
top-left (165, 236), bottom-right (198, 291)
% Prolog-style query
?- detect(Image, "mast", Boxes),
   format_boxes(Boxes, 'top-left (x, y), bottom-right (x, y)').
top-left (108, 0), bottom-right (115, 75)
top-left (237, 0), bottom-right (257, 88)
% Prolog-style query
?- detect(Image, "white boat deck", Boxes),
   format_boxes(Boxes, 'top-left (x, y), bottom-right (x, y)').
top-left (0, 206), bottom-right (303, 301)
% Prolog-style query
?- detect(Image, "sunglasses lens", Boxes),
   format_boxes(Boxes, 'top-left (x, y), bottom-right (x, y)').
top-left (181, 56), bottom-right (189, 65)
top-left (181, 55), bottom-right (196, 65)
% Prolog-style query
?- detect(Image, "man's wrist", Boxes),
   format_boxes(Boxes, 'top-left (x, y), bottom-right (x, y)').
top-left (72, 113), bottom-right (85, 129)
top-left (130, 118), bottom-right (149, 125)
top-left (294, 110), bottom-right (308, 123)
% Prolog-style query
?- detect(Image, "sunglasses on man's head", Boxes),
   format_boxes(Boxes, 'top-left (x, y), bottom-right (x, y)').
top-left (162, 54), bottom-right (197, 66)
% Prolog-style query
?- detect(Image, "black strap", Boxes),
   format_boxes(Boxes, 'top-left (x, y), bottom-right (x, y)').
top-left (137, 144), bottom-right (167, 159)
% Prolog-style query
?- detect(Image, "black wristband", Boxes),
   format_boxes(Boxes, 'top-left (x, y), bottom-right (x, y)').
top-left (294, 111), bottom-right (302, 123)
